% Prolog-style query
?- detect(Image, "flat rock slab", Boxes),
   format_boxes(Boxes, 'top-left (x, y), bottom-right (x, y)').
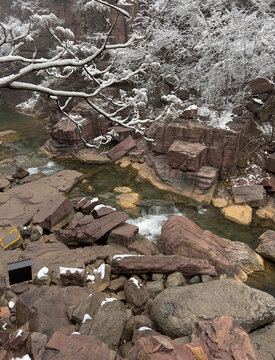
top-left (40, 331), bottom-right (119, 360)
top-left (232, 185), bottom-right (265, 206)
top-left (74, 149), bottom-right (112, 164)
top-left (0, 178), bottom-right (10, 191)
top-left (159, 215), bottom-right (263, 281)
top-left (111, 255), bottom-right (217, 276)
top-left (0, 170), bottom-right (83, 238)
top-left (107, 135), bottom-right (136, 162)
top-left (16, 286), bottom-right (91, 338)
top-left (151, 279), bottom-right (275, 338)
top-left (256, 230), bottom-right (275, 262)
top-left (222, 204), bottom-right (252, 225)
top-left (249, 322), bottom-right (275, 360)
top-left (32, 194), bottom-right (73, 231)
top-left (108, 223), bottom-right (139, 247)
top-left (167, 140), bottom-right (207, 171)
top-left (55, 211), bottom-right (128, 245)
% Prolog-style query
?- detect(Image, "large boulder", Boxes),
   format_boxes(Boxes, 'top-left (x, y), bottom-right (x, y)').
top-left (256, 230), bottom-right (275, 262)
top-left (0, 170), bottom-right (83, 238)
top-left (159, 215), bottom-right (263, 281)
top-left (151, 279), bottom-right (275, 338)
top-left (221, 204), bottom-right (253, 225)
top-left (111, 254), bottom-right (217, 276)
top-left (249, 322), bottom-right (275, 360)
top-left (249, 78), bottom-right (273, 94)
top-left (232, 185), bottom-right (265, 207)
top-left (16, 286), bottom-right (91, 338)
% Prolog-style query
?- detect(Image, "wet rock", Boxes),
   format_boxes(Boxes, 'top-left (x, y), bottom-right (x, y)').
top-left (249, 322), bottom-right (275, 360)
top-left (40, 331), bottom-right (119, 360)
top-left (165, 272), bottom-right (187, 288)
top-left (108, 223), bottom-right (139, 247)
top-left (212, 197), bottom-right (228, 208)
top-left (159, 215), bottom-right (263, 281)
top-left (115, 192), bottom-right (141, 210)
top-left (167, 140), bottom-right (207, 172)
top-left (124, 277), bottom-right (149, 314)
top-left (222, 204), bottom-right (253, 225)
top-left (26, 332), bottom-right (48, 360)
top-left (32, 194), bottom-right (73, 231)
top-left (111, 254), bottom-right (217, 276)
top-left (74, 149), bottom-right (112, 164)
top-left (190, 316), bottom-right (257, 360)
top-left (151, 279), bottom-right (275, 338)
top-left (127, 335), bottom-right (195, 360)
top-left (0, 170), bottom-right (83, 238)
top-left (265, 153), bottom-right (275, 173)
top-left (0, 178), bottom-right (10, 191)
top-left (256, 230), bottom-right (275, 262)
top-left (232, 185), bottom-right (265, 206)
top-left (249, 78), bottom-right (273, 94)
top-left (12, 167), bottom-right (29, 180)
top-left (16, 286), bottom-right (91, 338)
top-left (256, 198), bottom-right (275, 223)
top-left (107, 135), bottom-right (137, 162)
top-left (55, 211), bottom-right (128, 246)
top-left (113, 186), bottom-right (133, 193)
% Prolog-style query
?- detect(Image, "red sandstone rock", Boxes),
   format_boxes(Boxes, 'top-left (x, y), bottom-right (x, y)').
top-left (109, 126), bottom-right (136, 142)
top-left (0, 350), bottom-right (9, 360)
top-left (128, 238), bottom-right (158, 255)
top-left (111, 254), bottom-right (217, 276)
top-left (249, 78), bottom-right (273, 94)
top-left (124, 278), bottom-right (149, 314)
top-left (32, 194), bottom-right (73, 231)
top-left (92, 206), bottom-right (116, 218)
top-left (81, 198), bottom-right (100, 214)
top-left (127, 335), bottom-right (195, 360)
top-left (0, 331), bottom-right (10, 347)
top-left (265, 153), bottom-right (275, 173)
top-left (9, 329), bottom-right (29, 350)
top-left (256, 230), bottom-right (275, 262)
top-left (190, 316), bottom-right (257, 360)
top-left (232, 105), bottom-right (243, 116)
top-left (108, 223), bottom-right (139, 247)
top-left (262, 176), bottom-right (275, 193)
top-left (26, 332), bottom-right (48, 360)
top-left (159, 215), bottom-right (264, 281)
top-left (55, 211), bottom-right (128, 245)
top-left (232, 185), bottom-right (265, 206)
top-left (180, 106), bottom-right (198, 119)
top-left (168, 140), bottom-right (207, 171)
top-left (107, 135), bottom-right (136, 162)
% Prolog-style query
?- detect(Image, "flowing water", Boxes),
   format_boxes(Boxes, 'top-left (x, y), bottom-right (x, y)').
top-left (0, 109), bottom-right (274, 296)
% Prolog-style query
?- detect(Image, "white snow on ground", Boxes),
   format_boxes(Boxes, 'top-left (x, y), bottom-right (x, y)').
top-left (258, 122), bottom-right (273, 136)
top-left (87, 275), bottom-right (95, 283)
top-left (37, 267), bottom-right (49, 279)
top-left (138, 326), bottom-right (152, 331)
top-left (93, 204), bottom-right (116, 211)
top-left (113, 254), bottom-right (144, 260)
top-left (93, 263), bottom-right (105, 279)
top-left (59, 267), bottom-right (84, 275)
top-left (198, 107), bottom-right (234, 131)
top-left (8, 301), bottom-right (14, 309)
top-left (16, 329), bottom-right (23, 337)
top-left (71, 331), bottom-right (80, 335)
top-left (130, 277), bottom-right (141, 289)
top-left (2, 323), bottom-right (7, 330)
top-left (185, 104), bottom-right (197, 110)
top-left (11, 356), bottom-right (31, 360)
top-left (101, 298), bottom-right (117, 307)
top-left (253, 98), bottom-right (264, 105)
top-left (82, 314), bottom-right (92, 323)
top-left (16, 93), bottom-right (39, 112)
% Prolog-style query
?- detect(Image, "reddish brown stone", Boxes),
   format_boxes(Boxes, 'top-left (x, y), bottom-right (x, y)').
top-left (32, 194), bottom-right (73, 231)
top-left (109, 126), bottom-right (136, 142)
top-left (92, 206), bottom-right (116, 218)
top-left (107, 135), bottom-right (136, 162)
top-left (124, 278), bottom-right (149, 314)
top-left (111, 255), bottom-right (217, 276)
top-left (232, 185), bottom-right (265, 206)
top-left (158, 215), bottom-right (263, 281)
top-left (0, 331), bottom-right (10, 347)
top-left (256, 230), bottom-right (275, 262)
top-left (249, 78), bottom-right (273, 94)
top-left (55, 211), bottom-right (128, 245)
top-left (108, 223), bottom-right (139, 247)
top-left (26, 332), bottom-right (48, 360)
top-left (0, 350), bottom-right (9, 360)
top-left (265, 153), bottom-right (275, 173)
top-left (189, 316), bottom-right (257, 360)
top-left (9, 329), bottom-right (29, 350)
top-left (262, 176), bottom-right (275, 193)
top-left (127, 335), bottom-right (195, 360)
top-left (40, 331), bottom-right (119, 360)
top-left (0, 307), bottom-right (10, 318)
top-left (168, 140), bottom-right (207, 171)
top-left (180, 107), bottom-right (198, 119)
top-left (232, 105), bottom-right (243, 116)
top-left (12, 167), bottom-right (29, 180)
top-left (81, 198), bottom-right (100, 215)
top-left (128, 239), bottom-right (158, 255)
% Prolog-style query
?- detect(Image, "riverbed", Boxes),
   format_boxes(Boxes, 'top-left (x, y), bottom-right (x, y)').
top-left (0, 109), bottom-right (274, 296)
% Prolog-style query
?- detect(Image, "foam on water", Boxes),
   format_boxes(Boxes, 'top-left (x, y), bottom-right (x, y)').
top-left (27, 160), bottom-right (62, 176)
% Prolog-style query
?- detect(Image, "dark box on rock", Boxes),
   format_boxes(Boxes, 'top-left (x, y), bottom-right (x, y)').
top-left (7, 259), bottom-right (32, 285)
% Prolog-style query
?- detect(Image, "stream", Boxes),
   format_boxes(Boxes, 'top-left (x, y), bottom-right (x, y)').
top-left (0, 109), bottom-right (275, 296)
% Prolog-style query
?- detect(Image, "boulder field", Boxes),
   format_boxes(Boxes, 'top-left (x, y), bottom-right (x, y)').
top-left (0, 170), bottom-right (274, 359)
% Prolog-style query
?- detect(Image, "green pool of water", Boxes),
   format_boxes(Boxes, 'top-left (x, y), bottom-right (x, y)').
top-left (1, 109), bottom-right (275, 297)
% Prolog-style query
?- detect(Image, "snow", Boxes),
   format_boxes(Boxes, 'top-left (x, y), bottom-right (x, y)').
top-left (11, 356), bottom-right (31, 360)
top-left (37, 267), bottom-right (49, 279)
top-left (8, 301), bottom-right (15, 309)
top-left (59, 267), bottom-right (84, 275)
top-left (77, 197), bottom-right (86, 204)
top-left (93, 204), bottom-right (116, 211)
top-left (137, 326), bottom-right (152, 331)
top-left (101, 297), bottom-right (117, 306)
top-left (113, 254), bottom-right (144, 260)
top-left (198, 107), bottom-right (234, 131)
top-left (93, 263), bottom-right (105, 279)
top-left (2, 323), bottom-right (7, 330)
top-left (71, 331), bottom-right (80, 335)
top-left (16, 329), bottom-right (23, 337)
top-left (87, 275), bottom-right (95, 283)
top-left (253, 98), bottom-right (264, 105)
top-left (91, 197), bottom-right (99, 203)
top-left (185, 105), bottom-right (198, 111)
top-left (130, 277), bottom-right (141, 289)
top-left (82, 314), bottom-right (92, 323)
